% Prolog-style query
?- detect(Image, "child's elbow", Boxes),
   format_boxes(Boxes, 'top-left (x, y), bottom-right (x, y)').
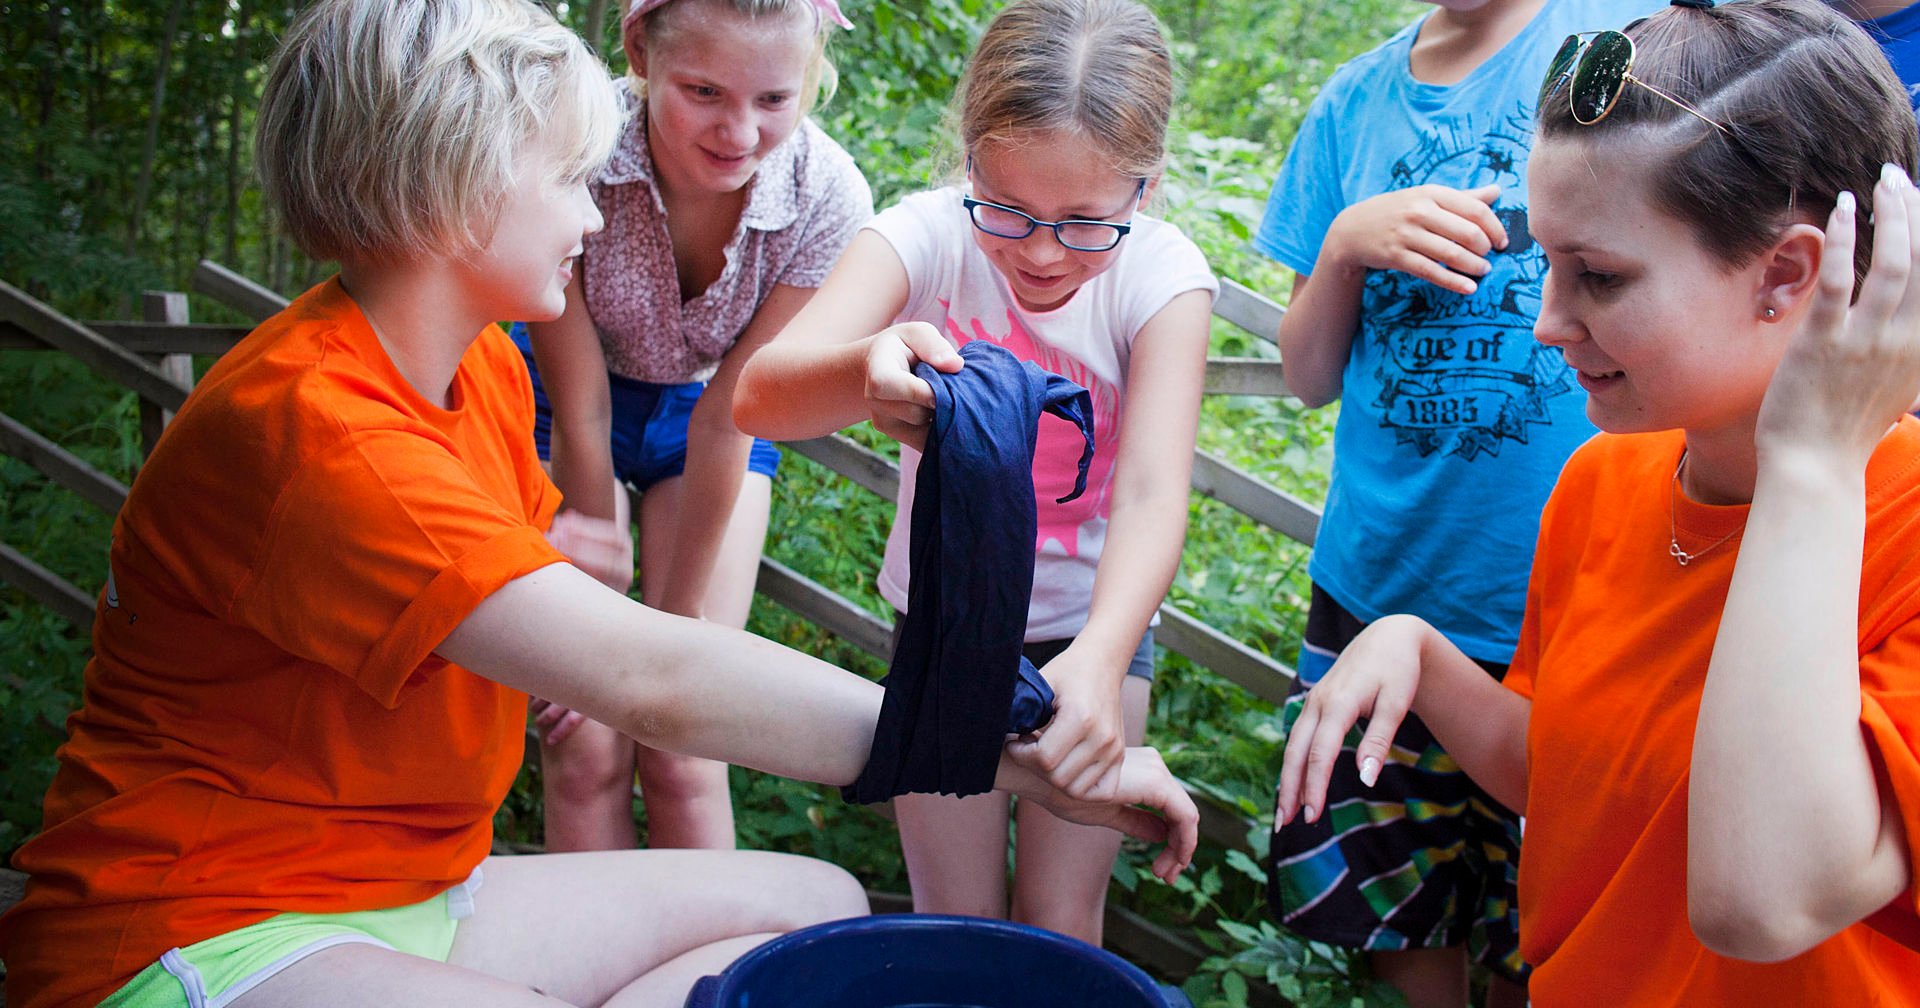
top-left (1688, 891), bottom-right (1828, 963)
top-left (731, 373), bottom-right (773, 436)
top-left (1279, 364), bottom-right (1340, 408)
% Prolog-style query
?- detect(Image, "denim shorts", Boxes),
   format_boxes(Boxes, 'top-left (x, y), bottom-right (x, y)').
top-left (509, 323), bottom-right (780, 492)
top-left (100, 867), bottom-right (483, 1008)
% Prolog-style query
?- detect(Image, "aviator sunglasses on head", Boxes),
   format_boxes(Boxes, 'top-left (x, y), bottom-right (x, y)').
top-left (1539, 18), bottom-right (1732, 136)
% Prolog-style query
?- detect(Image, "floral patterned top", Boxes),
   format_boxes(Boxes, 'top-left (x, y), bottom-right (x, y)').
top-left (583, 82), bottom-right (873, 383)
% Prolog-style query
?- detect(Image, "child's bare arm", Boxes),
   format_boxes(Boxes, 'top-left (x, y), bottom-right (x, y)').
top-left (734, 231), bottom-right (952, 443)
top-left (1015, 288), bottom-right (1213, 800)
top-left (526, 265), bottom-right (623, 530)
top-left (1278, 184), bottom-right (1507, 407)
top-left (437, 561), bottom-right (1199, 879)
top-left (1277, 614), bottom-right (1529, 824)
top-left (655, 283), bottom-right (813, 618)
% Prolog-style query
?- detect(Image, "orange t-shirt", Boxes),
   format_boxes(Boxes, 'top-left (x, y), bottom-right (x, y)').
top-left (0, 279), bottom-right (565, 1008)
top-left (1505, 424), bottom-right (1920, 1006)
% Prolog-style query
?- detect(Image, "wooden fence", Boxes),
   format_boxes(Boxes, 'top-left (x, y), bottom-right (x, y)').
top-left (0, 259), bottom-right (1310, 993)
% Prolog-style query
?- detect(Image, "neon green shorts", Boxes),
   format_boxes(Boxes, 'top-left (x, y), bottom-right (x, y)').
top-left (100, 866), bottom-right (483, 1008)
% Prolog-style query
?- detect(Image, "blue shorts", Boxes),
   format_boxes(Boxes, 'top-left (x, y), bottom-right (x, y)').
top-left (509, 323), bottom-right (780, 493)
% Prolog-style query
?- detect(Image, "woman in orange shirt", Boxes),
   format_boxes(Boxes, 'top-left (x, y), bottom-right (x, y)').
top-left (1278, 1), bottom-right (1920, 1004)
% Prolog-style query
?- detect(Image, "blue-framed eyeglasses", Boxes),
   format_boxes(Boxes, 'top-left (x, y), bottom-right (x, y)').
top-left (960, 177), bottom-right (1145, 252)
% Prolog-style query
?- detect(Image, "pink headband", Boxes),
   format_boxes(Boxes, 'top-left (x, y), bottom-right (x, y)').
top-left (625, 0), bottom-right (853, 34)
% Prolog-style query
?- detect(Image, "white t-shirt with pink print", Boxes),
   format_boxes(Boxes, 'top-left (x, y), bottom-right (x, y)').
top-left (868, 185), bottom-right (1218, 641)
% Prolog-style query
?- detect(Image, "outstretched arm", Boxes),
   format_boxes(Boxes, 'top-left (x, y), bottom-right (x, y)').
top-left (1276, 614), bottom-right (1530, 825)
top-left (437, 561), bottom-right (1198, 879)
top-left (1689, 170), bottom-right (1920, 962)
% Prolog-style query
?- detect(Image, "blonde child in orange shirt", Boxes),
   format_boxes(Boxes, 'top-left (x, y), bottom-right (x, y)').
top-left (0, 3), bottom-right (1196, 1006)
top-left (1280, 1), bottom-right (1920, 1004)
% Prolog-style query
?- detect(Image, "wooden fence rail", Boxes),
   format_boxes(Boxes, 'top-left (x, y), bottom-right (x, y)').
top-left (4, 257), bottom-right (1315, 831)
top-left (1, 260), bottom-right (1309, 998)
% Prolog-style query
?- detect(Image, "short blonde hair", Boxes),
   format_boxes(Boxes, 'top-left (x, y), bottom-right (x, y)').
top-left (956, 0), bottom-right (1174, 180)
top-left (257, 0), bottom-right (621, 264)
top-left (631, 0), bottom-right (840, 118)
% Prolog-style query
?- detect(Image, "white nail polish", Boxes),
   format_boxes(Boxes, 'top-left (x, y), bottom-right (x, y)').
top-left (1360, 756), bottom-right (1381, 787)
top-left (1839, 191), bottom-right (1857, 215)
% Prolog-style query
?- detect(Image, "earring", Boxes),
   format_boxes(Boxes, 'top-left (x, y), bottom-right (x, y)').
top-left (1763, 306), bottom-right (1777, 320)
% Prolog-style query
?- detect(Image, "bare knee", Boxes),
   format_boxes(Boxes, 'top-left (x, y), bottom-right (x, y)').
top-left (543, 737), bottom-right (635, 804)
top-left (1368, 947), bottom-right (1469, 1008)
top-left (636, 750), bottom-right (729, 804)
top-left (912, 881), bottom-right (1006, 920)
top-left (1011, 894), bottom-right (1104, 946)
top-left (788, 856), bottom-right (871, 926)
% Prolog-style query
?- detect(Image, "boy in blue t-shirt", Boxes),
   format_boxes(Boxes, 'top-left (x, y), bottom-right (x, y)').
top-left (1839, 1), bottom-right (1920, 112)
top-left (1254, 1), bottom-right (1656, 1004)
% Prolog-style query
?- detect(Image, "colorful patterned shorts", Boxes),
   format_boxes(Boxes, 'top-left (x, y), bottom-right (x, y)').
top-left (1267, 585), bottom-right (1529, 983)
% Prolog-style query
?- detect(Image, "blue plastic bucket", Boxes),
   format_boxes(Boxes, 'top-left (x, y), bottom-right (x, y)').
top-left (683, 913), bottom-right (1179, 1007)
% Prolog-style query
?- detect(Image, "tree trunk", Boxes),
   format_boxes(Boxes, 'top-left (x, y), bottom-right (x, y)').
top-left (225, 0), bottom-right (253, 266)
top-left (127, 0), bottom-right (188, 254)
top-left (586, 0), bottom-right (615, 54)
top-left (32, 1), bottom-right (65, 183)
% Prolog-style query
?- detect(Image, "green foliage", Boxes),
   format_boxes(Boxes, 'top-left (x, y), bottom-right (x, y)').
top-left (0, 602), bottom-right (88, 855)
top-left (0, 352), bottom-right (139, 853)
top-left (816, 0), bottom-right (995, 206)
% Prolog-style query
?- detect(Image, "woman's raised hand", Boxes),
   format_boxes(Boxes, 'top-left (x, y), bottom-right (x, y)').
top-left (1758, 165), bottom-right (1920, 472)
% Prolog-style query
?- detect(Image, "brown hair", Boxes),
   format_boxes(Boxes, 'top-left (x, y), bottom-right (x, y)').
top-left (631, 0), bottom-right (839, 117)
top-left (954, 0), bottom-right (1175, 180)
top-left (1538, 0), bottom-right (1917, 286)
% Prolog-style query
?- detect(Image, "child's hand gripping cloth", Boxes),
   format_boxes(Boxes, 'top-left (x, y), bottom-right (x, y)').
top-left (845, 339), bottom-right (1095, 802)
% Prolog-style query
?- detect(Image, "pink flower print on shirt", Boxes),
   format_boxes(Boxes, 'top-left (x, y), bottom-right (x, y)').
top-left (940, 304), bottom-right (1122, 559)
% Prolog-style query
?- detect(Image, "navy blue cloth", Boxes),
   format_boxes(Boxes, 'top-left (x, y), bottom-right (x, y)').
top-left (846, 340), bottom-right (1095, 802)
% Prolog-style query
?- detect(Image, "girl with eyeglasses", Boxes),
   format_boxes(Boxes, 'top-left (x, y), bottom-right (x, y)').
top-left (1279, 0), bottom-right (1920, 1002)
top-left (735, 0), bottom-right (1216, 946)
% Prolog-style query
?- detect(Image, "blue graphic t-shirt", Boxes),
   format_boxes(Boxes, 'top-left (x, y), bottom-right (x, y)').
top-left (1254, 0), bottom-right (1657, 663)
top-left (1860, 3), bottom-right (1920, 115)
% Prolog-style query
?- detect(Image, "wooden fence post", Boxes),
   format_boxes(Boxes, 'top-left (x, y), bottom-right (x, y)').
top-left (138, 291), bottom-right (193, 464)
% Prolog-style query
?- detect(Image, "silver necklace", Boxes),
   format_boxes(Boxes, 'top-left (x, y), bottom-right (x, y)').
top-left (1668, 449), bottom-right (1740, 567)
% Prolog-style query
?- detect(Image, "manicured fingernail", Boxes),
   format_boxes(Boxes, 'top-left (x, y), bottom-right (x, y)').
top-left (1839, 191), bottom-right (1856, 215)
top-left (1360, 756), bottom-right (1381, 788)
top-left (1303, 804), bottom-right (1317, 823)
top-left (1884, 163), bottom-right (1904, 186)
